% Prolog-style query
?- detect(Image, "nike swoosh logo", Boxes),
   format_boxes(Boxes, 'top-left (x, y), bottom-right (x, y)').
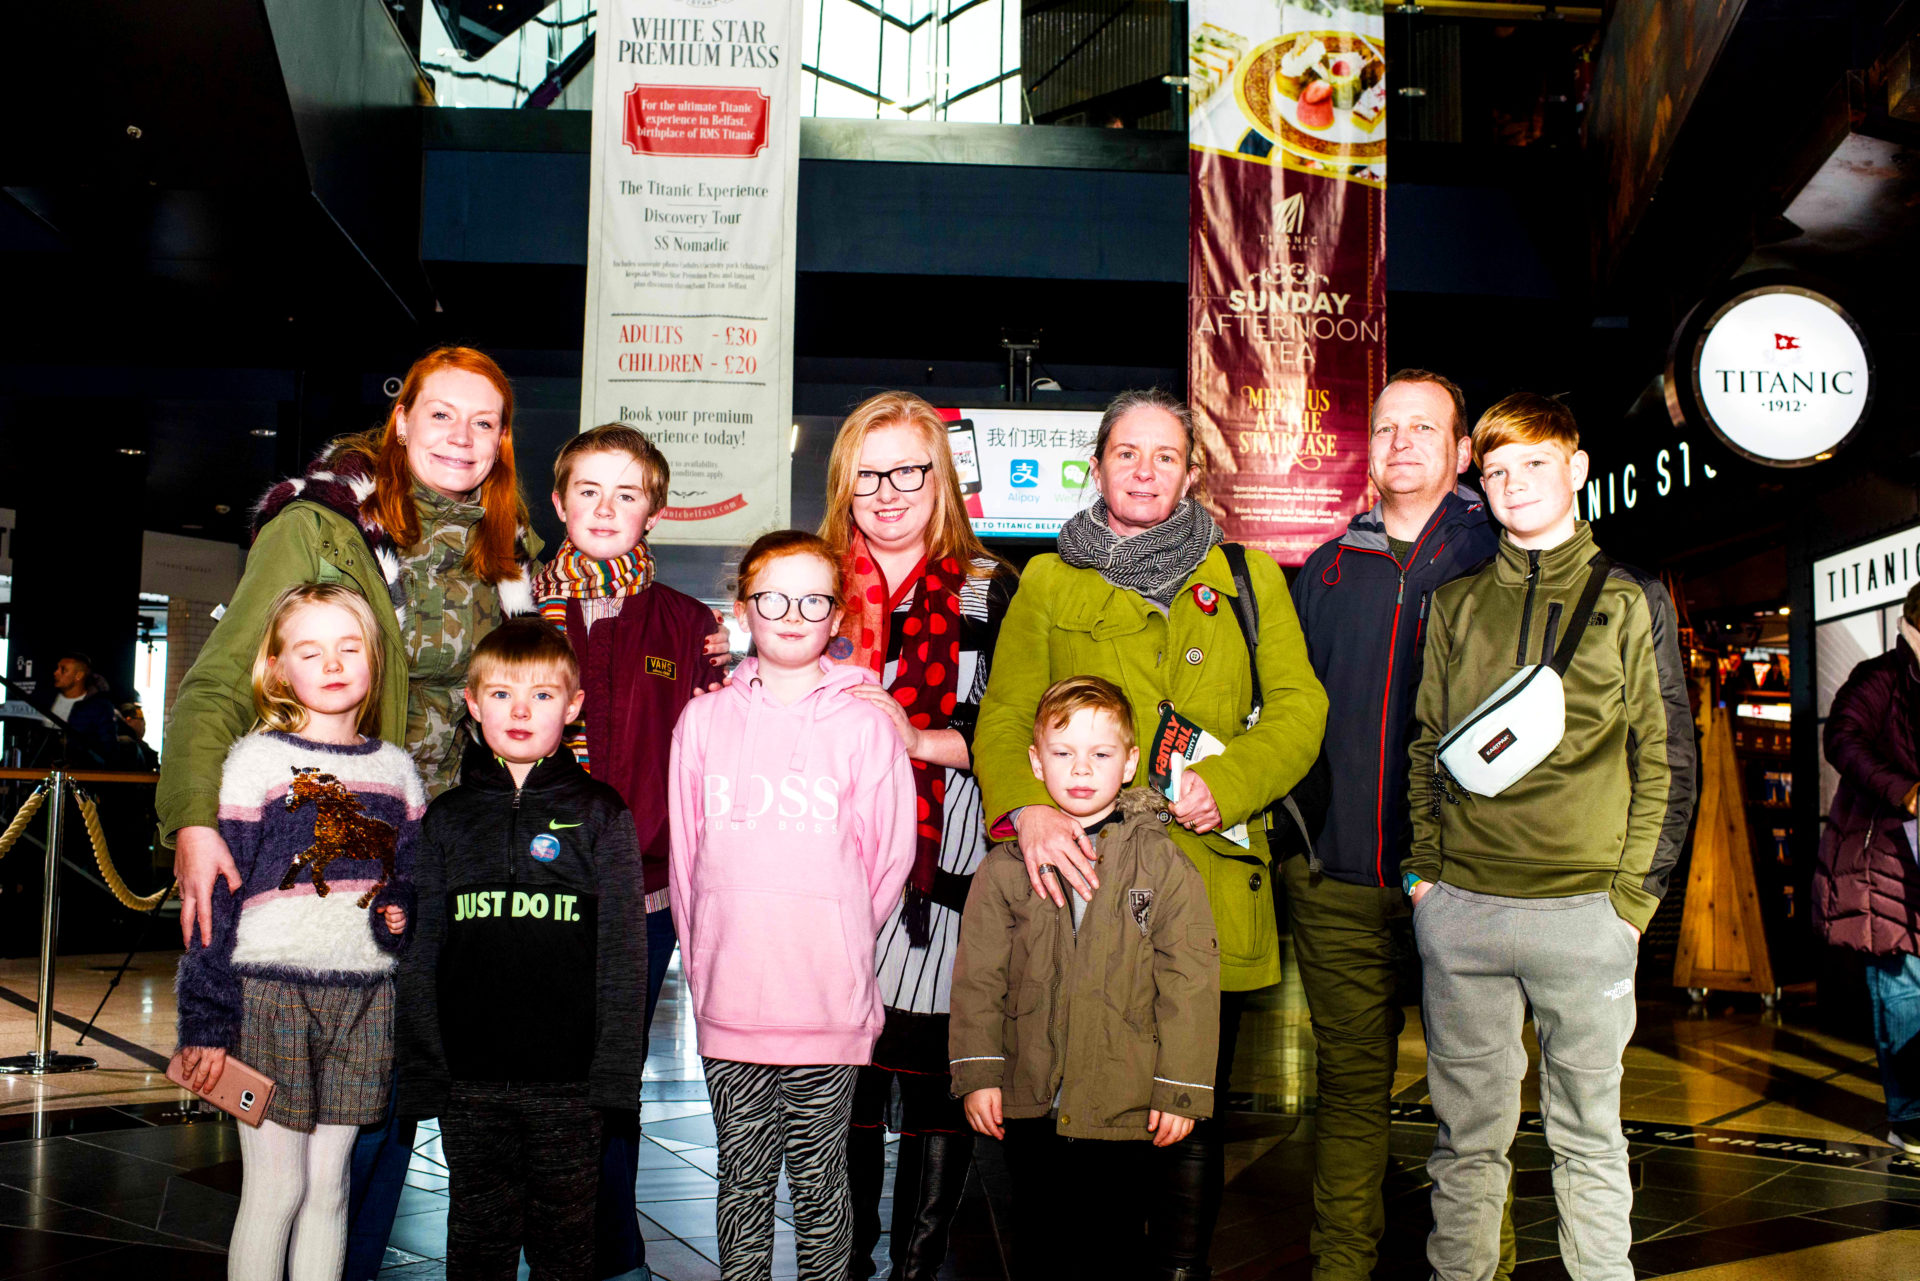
top-left (549, 820), bottom-right (583, 831)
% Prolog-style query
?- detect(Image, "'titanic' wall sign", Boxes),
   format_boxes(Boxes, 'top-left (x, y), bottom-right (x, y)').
top-left (1814, 524), bottom-right (1920, 622)
top-left (1668, 284), bottom-right (1873, 469)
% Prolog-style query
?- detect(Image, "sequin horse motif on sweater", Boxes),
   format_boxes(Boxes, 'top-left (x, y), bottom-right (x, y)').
top-left (281, 767), bottom-right (398, 907)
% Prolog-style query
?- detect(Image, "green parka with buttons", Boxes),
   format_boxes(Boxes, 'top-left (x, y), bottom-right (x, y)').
top-left (974, 547), bottom-right (1328, 991)
top-left (156, 502), bottom-right (416, 840)
top-left (948, 788), bottom-right (1222, 1137)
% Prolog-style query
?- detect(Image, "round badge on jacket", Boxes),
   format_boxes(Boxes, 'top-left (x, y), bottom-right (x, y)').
top-left (529, 833), bottom-right (561, 863)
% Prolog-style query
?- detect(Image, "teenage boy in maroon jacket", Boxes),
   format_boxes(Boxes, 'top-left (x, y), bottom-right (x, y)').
top-left (1288, 371), bottom-right (1509, 1281)
top-left (530, 423), bottom-right (728, 1281)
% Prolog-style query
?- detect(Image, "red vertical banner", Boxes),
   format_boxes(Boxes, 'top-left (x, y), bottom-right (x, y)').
top-left (1188, 9), bottom-right (1387, 566)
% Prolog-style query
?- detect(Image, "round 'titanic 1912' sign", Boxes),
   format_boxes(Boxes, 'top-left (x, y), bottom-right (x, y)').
top-left (1687, 285), bottom-right (1873, 467)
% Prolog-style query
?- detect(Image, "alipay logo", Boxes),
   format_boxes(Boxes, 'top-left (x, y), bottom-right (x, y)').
top-left (1010, 459), bottom-right (1040, 488)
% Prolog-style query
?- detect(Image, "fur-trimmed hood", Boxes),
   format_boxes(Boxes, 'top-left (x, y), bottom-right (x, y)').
top-left (251, 441), bottom-right (537, 617)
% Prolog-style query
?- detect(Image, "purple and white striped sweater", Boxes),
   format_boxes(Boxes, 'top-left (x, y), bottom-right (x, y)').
top-left (175, 731), bottom-right (425, 1051)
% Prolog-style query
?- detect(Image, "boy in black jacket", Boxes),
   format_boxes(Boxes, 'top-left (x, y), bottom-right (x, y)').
top-left (396, 620), bottom-right (646, 1281)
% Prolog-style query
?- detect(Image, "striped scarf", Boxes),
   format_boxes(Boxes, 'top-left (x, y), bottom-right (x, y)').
top-left (531, 540), bottom-right (656, 771)
top-left (1056, 496), bottom-right (1222, 609)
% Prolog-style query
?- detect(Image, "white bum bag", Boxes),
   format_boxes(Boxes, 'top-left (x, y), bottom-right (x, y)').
top-left (1436, 554), bottom-right (1611, 797)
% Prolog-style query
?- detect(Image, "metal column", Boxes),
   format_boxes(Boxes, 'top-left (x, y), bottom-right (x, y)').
top-left (0, 770), bottom-right (99, 1075)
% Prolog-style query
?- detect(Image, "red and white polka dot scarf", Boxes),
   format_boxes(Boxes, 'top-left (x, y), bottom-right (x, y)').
top-left (834, 531), bottom-right (963, 946)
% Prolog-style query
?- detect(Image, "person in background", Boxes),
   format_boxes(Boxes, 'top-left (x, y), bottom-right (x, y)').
top-left (117, 701), bottom-right (159, 769)
top-left (815, 392), bottom-right (1017, 1281)
top-left (1405, 394), bottom-right (1695, 1281)
top-left (46, 651), bottom-right (119, 764)
top-left (1816, 579), bottom-right (1920, 1155)
top-left (973, 388), bottom-right (1327, 1281)
top-left (1286, 370), bottom-right (1509, 1281)
top-left (159, 344), bottom-right (542, 1281)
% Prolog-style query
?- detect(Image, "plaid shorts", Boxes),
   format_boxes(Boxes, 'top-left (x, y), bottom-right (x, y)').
top-left (238, 976), bottom-right (395, 1131)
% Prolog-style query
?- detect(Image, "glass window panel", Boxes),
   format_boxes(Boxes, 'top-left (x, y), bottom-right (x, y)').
top-left (818, 0), bottom-right (883, 87)
top-left (812, 77), bottom-right (884, 119)
top-left (880, 21), bottom-right (918, 108)
top-left (944, 78), bottom-right (1000, 121)
top-left (943, 3), bottom-right (1000, 108)
top-left (422, 0), bottom-right (597, 109)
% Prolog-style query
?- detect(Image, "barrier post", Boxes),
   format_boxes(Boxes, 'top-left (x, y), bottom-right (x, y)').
top-left (0, 769), bottom-right (98, 1075)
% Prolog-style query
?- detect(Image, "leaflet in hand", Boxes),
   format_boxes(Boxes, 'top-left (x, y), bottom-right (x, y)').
top-left (1146, 702), bottom-right (1250, 849)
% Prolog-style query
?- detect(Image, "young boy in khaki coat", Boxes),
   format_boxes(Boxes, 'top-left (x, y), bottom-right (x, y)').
top-left (950, 676), bottom-right (1221, 1281)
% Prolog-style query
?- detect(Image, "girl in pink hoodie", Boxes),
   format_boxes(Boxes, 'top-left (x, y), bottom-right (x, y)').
top-left (669, 530), bottom-right (916, 1281)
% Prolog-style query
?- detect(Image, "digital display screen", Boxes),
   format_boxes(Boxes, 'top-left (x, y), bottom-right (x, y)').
top-left (944, 407), bottom-right (1102, 538)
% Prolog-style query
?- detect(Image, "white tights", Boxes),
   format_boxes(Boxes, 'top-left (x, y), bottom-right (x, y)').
top-left (228, 1118), bottom-right (359, 1281)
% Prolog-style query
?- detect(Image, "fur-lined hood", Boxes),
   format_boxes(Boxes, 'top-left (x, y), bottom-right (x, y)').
top-left (252, 441), bottom-right (537, 618)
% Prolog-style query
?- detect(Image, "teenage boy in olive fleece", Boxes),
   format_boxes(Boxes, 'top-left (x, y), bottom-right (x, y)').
top-left (1405, 393), bottom-right (1695, 1281)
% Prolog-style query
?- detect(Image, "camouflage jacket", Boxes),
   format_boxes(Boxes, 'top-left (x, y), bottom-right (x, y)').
top-left (399, 484), bottom-right (514, 796)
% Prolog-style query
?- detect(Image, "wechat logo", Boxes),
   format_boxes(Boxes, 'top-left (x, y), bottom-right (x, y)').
top-left (1061, 460), bottom-right (1090, 489)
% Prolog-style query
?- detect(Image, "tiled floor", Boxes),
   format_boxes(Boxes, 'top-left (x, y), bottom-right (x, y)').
top-left (4, 946), bottom-right (1920, 1279)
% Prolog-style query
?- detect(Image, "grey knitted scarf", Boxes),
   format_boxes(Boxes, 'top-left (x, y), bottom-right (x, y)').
top-left (1057, 497), bottom-right (1223, 608)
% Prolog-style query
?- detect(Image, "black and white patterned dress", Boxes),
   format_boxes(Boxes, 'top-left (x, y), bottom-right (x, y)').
top-left (869, 559), bottom-right (1015, 1067)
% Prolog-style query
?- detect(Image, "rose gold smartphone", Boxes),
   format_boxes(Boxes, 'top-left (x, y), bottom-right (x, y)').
top-left (166, 1052), bottom-right (277, 1127)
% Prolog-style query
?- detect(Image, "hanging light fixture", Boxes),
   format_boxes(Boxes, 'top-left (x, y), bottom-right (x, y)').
top-left (1398, 1), bottom-right (1426, 98)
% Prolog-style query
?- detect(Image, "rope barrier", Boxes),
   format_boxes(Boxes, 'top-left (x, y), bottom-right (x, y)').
top-left (70, 785), bottom-right (175, 912)
top-left (0, 786), bottom-right (47, 857)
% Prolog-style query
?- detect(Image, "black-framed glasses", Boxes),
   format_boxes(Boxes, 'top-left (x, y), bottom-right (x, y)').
top-left (747, 591), bottom-right (838, 622)
top-left (853, 463), bottom-right (935, 496)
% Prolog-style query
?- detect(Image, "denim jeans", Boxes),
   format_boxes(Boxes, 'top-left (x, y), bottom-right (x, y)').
top-left (343, 1077), bottom-right (416, 1281)
top-left (1866, 950), bottom-right (1920, 1125)
top-left (596, 907), bottom-right (681, 1278)
top-left (644, 904), bottom-right (678, 1029)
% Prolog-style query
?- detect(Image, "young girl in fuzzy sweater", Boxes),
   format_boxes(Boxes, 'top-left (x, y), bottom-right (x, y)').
top-left (669, 530), bottom-right (916, 1281)
top-left (174, 583), bottom-right (424, 1281)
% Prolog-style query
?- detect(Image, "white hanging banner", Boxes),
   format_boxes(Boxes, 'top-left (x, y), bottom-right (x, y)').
top-left (580, 0), bottom-right (800, 543)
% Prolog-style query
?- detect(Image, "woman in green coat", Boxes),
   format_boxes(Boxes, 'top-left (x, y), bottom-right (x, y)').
top-left (973, 387), bottom-right (1327, 1281)
top-left (160, 346), bottom-right (540, 928)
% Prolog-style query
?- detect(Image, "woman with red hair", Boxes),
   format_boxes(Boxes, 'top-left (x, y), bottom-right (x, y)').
top-left (158, 345), bottom-right (540, 1280)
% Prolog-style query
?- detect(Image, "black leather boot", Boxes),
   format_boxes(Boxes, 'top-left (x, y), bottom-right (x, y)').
top-left (1145, 1118), bottom-right (1222, 1280)
top-left (887, 1130), bottom-right (975, 1281)
top-left (846, 1121), bottom-right (886, 1280)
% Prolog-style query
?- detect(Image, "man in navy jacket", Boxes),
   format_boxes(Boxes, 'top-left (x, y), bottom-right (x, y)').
top-left (1287, 370), bottom-right (1505, 1281)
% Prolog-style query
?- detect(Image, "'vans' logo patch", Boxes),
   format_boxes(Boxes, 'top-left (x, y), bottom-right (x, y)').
top-left (645, 656), bottom-right (677, 679)
top-left (1478, 728), bottom-right (1517, 762)
top-left (1128, 888), bottom-right (1154, 936)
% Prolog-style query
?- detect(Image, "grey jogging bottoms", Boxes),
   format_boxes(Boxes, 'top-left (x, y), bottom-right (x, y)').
top-left (1414, 884), bottom-right (1639, 1281)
